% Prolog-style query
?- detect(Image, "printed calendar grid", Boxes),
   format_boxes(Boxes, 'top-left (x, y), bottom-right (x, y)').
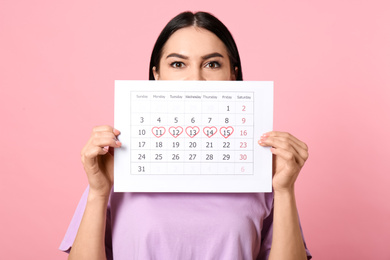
top-left (129, 91), bottom-right (254, 175)
top-left (114, 80), bottom-right (273, 193)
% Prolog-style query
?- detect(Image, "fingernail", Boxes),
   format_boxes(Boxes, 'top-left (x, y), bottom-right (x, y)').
top-left (261, 132), bottom-right (269, 138)
top-left (258, 140), bottom-right (265, 146)
top-left (103, 146), bottom-right (109, 152)
top-left (116, 141), bottom-right (122, 146)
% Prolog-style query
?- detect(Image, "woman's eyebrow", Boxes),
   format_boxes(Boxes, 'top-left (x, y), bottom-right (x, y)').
top-left (201, 52), bottom-right (224, 60)
top-left (166, 53), bottom-right (189, 59)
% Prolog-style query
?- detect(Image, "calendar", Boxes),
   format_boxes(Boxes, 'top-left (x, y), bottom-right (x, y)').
top-left (114, 80), bottom-right (273, 192)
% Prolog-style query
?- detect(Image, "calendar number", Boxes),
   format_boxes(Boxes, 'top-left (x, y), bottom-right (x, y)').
top-left (138, 154), bottom-right (146, 160)
top-left (186, 126), bottom-right (200, 138)
top-left (169, 126), bottom-right (183, 138)
top-left (138, 166), bottom-right (145, 172)
top-left (240, 154), bottom-right (247, 160)
top-left (155, 154), bottom-right (162, 160)
top-left (223, 142), bottom-right (230, 148)
top-left (220, 126), bottom-right (234, 138)
top-left (172, 129), bottom-right (180, 136)
top-left (152, 127), bottom-right (166, 138)
top-left (189, 154), bottom-right (196, 160)
top-left (223, 154), bottom-right (230, 160)
top-left (172, 154), bottom-right (180, 160)
top-left (139, 141), bottom-right (145, 148)
top-left (189, 142), bottom-right (197, 148)
top-left (206, 154), bottom-right (214, 160)
top-left (240, 142), bottom-right (247, 148)
top-left (155, 129), bottom-right (164, 135)
top-left (203, 126), bottom-right (217, 138)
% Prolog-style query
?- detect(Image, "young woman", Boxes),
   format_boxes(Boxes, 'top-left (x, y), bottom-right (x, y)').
top-left (60, 11), bottom-right (312, 260)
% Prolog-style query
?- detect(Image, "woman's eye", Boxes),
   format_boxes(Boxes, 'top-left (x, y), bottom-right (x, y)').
top-left (170, 62), bottom-right (185, 68)
top-left (205, 61), bottom-right (221, 69)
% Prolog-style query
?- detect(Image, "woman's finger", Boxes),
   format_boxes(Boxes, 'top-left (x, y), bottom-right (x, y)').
top-left (92, 137), bottom-right (122, 149)
top-left (260, 138), bottom-right (305, 167)
top-left (259, 132), bottom-right (309, 161)
top-left (81, 145), bottom-right (109, 166)
top-left (265, 131), bottom-right (308, 152)
top-left (91, 131), bottom-right (119, 142)
top-left (92, 125), bottom-right (121, 136)
top-left (81, 130), bottom-right (122, 165)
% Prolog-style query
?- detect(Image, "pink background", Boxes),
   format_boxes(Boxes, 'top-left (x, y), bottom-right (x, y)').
top-left (1, 0), bottom-right (389, 259)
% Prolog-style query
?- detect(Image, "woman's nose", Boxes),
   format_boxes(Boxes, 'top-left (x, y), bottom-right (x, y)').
top-left (186, 68), bottom-right (205, 80)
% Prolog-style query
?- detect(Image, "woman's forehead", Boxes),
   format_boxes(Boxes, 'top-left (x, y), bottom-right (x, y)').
top-left (161, 26), bottom-right (229, 58)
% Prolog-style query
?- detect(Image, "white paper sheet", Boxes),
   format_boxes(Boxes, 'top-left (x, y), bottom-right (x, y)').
top-left (114, 80), bottom-right (273, 192)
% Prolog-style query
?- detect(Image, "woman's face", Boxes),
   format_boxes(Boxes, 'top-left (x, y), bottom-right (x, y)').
top-left (153, 26), bottom-right (236, 81)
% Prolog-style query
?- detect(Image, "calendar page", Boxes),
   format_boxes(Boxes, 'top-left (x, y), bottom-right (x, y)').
top-left (114, 80), bottom-right (273, 193)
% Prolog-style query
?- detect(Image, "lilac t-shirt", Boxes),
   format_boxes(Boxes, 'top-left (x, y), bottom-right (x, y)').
top-left (60, 188), bottom-right (311, 259)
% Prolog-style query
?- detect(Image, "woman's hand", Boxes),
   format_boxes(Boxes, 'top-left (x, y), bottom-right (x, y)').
top-left (258, 131), bottom-right (309, 193)
top-left (81, 126), bottom-right (121, 198)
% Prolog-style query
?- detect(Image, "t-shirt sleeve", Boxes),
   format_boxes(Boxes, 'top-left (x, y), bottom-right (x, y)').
top-left (257, 195), bottom-right (312, 260)
top-left (58, 186), bottom-right (113, 259)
